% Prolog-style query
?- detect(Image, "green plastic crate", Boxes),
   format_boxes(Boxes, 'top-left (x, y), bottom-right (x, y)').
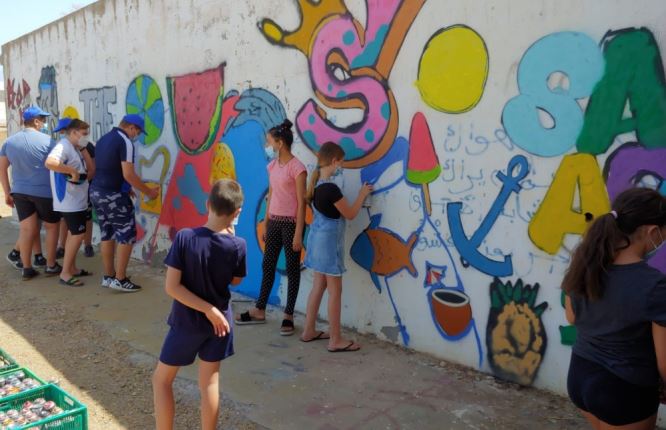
top-left (0, 384), bottom-right (87, 429)
top-left (0, 367), bottom-right (48, 403)
top-left (0, 348), bottom-right (18, 373)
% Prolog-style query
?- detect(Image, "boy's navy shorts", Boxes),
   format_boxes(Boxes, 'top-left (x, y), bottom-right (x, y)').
top-left (159, 326), bottom-right (234, 366)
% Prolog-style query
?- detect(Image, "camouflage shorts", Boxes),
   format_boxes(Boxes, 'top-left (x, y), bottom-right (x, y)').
top-left (89, 188), bottom-right (136, 244)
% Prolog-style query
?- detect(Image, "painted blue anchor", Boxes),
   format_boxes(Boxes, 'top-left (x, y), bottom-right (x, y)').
top-left (447, 155), bottom-right (529, 277)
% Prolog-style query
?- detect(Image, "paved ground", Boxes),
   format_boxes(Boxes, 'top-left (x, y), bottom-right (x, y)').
top-left (0, 211), bottom-right (588, 429)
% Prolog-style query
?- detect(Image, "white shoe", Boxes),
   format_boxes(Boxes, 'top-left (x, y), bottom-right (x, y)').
top-left (101, 276), bottom-right (115, 288)
top-left (109, 277), bottom-right (142, 293)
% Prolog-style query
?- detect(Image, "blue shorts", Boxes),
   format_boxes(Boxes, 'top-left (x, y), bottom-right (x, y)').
top-left (159, 326), bottom-right (234, 366)
top-left (90, 188), bottom-right (136, 244)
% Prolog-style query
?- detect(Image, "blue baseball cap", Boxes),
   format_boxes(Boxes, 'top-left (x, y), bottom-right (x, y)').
top-left (121, 114), bottom-right (146, 134)
top-left (22, 106), bottom-right (50, 121)
top-left (53, 117), bottom-right (73, 132)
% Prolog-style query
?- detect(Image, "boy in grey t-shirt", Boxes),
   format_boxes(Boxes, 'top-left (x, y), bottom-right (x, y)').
top-left (45, 118), bottom-right (94, 287)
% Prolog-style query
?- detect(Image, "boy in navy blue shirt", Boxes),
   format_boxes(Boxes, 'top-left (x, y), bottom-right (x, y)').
top-left (152, 179), bottom-right (246, 430)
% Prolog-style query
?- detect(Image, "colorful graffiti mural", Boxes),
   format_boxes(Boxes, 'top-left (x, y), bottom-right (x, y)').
top-left (79, 86), bottom-right (117, 141)
top-left (5, 77), bottom-right (32, 128)
top-left (487, 278), bottom-right (548, 386)
top-left (259, 0), bottom-right (425, 167)
top-left (9, 0), bottom-right (666, 396)
top-left (126, 74), bottom-right (165, 147)
top-left (36, 66), bottom-right (59, 136)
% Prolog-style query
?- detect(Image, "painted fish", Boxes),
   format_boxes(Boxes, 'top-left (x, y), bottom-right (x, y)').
top-left (351, 215), bottom-right (418, 279)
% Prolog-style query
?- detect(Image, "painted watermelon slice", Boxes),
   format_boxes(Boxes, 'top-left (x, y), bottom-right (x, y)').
top-left (167, 63), bottom-right (225, 155)
top-left (406, 112), bottom-right (441, 184)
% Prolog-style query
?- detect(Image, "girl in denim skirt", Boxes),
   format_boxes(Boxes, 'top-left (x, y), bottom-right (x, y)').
top-left (300, 142), bottom-right (372, 352)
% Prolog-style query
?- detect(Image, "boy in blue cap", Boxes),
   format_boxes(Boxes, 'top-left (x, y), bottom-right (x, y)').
top-left (152, 179), bottom-right (246, 430)
top-left (0, 106), bottom-right (62, 279)
top-left (90, 114), bottom-right (159, 292)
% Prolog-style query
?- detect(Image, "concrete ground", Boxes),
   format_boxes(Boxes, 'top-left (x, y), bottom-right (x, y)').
top-left (0, 210), bottom-right (588, 429)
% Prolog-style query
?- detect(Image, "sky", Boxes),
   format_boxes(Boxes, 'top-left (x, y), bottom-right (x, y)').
top-left (0, 0), bottom-right (97, 82)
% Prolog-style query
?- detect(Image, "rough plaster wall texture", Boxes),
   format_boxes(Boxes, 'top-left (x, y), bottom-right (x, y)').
top-left (4, 1), bottom-right (666, 414)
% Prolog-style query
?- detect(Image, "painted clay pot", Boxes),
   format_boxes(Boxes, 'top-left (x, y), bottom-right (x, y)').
top-left (431, 289), bottom-right (472, 336)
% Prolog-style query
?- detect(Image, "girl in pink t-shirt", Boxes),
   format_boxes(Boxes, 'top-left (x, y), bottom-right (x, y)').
top-left (236, 119), bottom-right (306, 335)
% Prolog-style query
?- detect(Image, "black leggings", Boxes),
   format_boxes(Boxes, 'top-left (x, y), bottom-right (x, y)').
top-left (256, 217), bottom-right (301, 315)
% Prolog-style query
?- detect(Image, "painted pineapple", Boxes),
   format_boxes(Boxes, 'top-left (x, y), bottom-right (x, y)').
top-left (486, 278), bottom-right (548, 386)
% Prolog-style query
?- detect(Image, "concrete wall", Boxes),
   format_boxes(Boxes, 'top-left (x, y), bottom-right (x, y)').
top-left (0, 80), bottom-right (6, 127)
top-left (4, 0), bottom-right (666, 406)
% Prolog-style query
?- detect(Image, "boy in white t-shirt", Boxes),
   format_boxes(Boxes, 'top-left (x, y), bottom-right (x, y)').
top-left (45, 118), bottom-right (94, 287)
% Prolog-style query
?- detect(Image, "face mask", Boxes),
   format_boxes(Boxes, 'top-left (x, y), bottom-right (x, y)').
top-left (647, 228), bottom-right (665, 259)
top-left (77, 134), bottom-right (89, 148)
top-left (264, 146), bottom-right (276, 159)
top-left (232, 214), bottom-right (239, 226)
top-left (40, 121), bottom-right (49, 134)
top-left (333, 167), bottom-right (343, 177)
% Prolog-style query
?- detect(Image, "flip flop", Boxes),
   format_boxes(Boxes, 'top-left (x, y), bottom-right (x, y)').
top-left (328, 341), bottom-right (361, 353)
top-left (235, 311), bottom-right (266, 325)
top-left (59, 277), bottom-right (84, 287)
top-left (300, 331), bottom-right (330, 343)
top-left (73, 269), bottom-right (92, 277)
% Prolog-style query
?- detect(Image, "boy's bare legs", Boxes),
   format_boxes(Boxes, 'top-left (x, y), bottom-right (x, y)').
top-left (152, 361), bottom-right (179, 430)
top-left (100, 240), bottom-right (116, 277)
top-left (326, 275), bottom-right (360, 351)
top-left (18, 214), bottom-right (38, 269)
top-left (301, 272), bottom-right (329, 341)
top-left (199, 360), bottom-right (221, 430)
top-left (116, 243), bottom-right (133, 280)
top-left (43, 221), bottom-right (59, 267)
top-left (61, 232), bottom-right (84, 282)
top-left (84, 220), bottom-right (93, 247)
top-left (57, 219), bottom-right (67, 252)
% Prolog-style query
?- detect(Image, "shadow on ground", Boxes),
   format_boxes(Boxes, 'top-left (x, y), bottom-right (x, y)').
top-left (0, 216), bottom-right (588, 429)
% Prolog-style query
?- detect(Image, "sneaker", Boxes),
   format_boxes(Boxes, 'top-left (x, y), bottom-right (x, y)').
top-left (6, 249), bottom-right (21, 269)
top-left (109, 277), bottom-right (142, 293)
top-left (33, 254), bottom-right (47, 268)
top-left (22, 267), bottom-right (39, 280)
top-left (45, 263), bottom-right (63, 276)
top-left (101, 275), bottom-right (115, 288)
top-left (55, 247), bottom-right (65, 259)
top-left (84, 245), bottom-right (94, 258)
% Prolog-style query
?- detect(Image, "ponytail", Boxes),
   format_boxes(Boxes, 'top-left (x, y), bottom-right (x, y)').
top-left (562, 213), bottom-right (627, 300)
top-left (306, 142), bottom-right (345, 204)
top-left (306, 166), bottom-right (320, 204)
top-left (562, 187), bottom-right (666, 300)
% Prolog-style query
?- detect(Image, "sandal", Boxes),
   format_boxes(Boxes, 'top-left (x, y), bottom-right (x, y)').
top-left (300, 331), bottom-right (330, 342)
top-left (73, 269), bottom-right (92, 277)
top-left (235, 311), bottom-right (266, 325)
top-left (280, 319), bottom-right (295, 336)
top-left (328, 341), bottom-right (361, 353)
top-left (59, 277), bottom-right (84, 287)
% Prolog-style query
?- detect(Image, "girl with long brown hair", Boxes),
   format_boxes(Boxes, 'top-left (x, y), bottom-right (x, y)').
top-left (564, 187), bottom-right (666, 429)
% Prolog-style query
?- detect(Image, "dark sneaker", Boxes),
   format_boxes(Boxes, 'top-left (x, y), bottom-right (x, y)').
top-left (45, 263), bottom-right (63, 276)
top-left (84, 245), bottom-right (94, 258)
top-left (101, 275), bottom-right (115, 288)
top-left (22, 267), bottom-right (39, 280)
top-left (55, 247), bottom-right (65, 259)
top-left (33, 254), bottom-right (47, 268)
top-left (6, 249), bottom-right (21, 269)
top-left (109, 277), bottom-right (142, 293)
